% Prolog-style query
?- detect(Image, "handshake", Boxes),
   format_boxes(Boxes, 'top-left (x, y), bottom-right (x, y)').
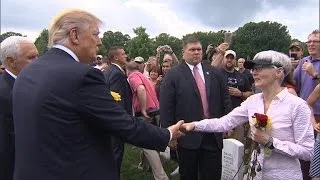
top-left (166, 120), bottom-right (196, 149)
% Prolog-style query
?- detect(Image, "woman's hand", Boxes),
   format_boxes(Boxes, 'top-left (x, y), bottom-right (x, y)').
top-left (251, 126), bottom-right (270, 145)
top-left (180, 122), bottom-right (195, 132)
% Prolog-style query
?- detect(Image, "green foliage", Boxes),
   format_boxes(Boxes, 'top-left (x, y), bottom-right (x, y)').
top-left (126, 27), bottom-right (155, 60)
top-left (232, 21), bottom-right (292, 59)
top-left (0, 31), bottom-right (23, 43)
top-left (101, 31), bottom-right (130, 53)
top-left (153, 33), bottom-right (183, 60)
top-left (32, 21), bottom-right (304, 61)
top-left (34, 29), bottom-right (49, 55)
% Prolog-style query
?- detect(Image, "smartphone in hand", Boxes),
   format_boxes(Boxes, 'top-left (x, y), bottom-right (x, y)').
top-left (290, 53), bottom-right (298, 60)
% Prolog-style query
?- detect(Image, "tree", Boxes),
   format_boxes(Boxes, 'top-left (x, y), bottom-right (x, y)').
top-left (153, 33), bottom-right (182, 60)
top-left (101, 31), bottom-right (130, 53)
top-left (0, 31), bottom-right (23, 42)
top-left (232, 21), bottom-right (292, 59)
top-left (182, 31), bottom-right (225, 55)
top-left (126, 27), bottom-right (154, 60)
top-left (34, 29), bottom-right (49, 55)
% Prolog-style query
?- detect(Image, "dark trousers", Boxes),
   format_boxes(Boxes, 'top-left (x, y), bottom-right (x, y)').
top-left (111, 136), bottom-right (124, 178)
top-left (177, 147), bottom-right (222, 180)
top-left (300, 159), bottom-right (311, 180)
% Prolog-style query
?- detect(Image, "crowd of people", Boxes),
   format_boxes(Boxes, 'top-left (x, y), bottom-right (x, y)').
top-left (0, 9), bottom-right (319, 180)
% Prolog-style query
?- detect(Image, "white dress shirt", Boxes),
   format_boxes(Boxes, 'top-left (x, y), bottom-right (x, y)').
top-left (186, 62), bottom-right (205, 83)
top-left (52, 44), bottom-right (80, 62)
top-left (5, 69), bottom-right (17, 79)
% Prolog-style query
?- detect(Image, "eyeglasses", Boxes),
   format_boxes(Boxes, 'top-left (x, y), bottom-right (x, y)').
top-left (252, 65), bottom-right (278, 72)
top-left (306, 40), bottom-right (320, 44)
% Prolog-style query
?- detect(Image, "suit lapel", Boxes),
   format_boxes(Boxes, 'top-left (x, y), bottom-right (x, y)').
top-left (180, 63), bottom-right (200, 97)
top-left (202, 63), bottom-right (211, 101)
top-left (112, 64), bottom-right (133, 96)
top-left (112, 64), bottom-right (125, 75)
top-left (3, 70), bottom-right (15, 89)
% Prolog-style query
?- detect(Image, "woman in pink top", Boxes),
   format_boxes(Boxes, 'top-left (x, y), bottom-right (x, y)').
top-left (181, 50), bottom-right (315, 180)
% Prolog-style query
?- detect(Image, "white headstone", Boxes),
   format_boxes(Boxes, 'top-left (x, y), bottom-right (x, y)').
top-left (221, 138), bottom-right (244, 180)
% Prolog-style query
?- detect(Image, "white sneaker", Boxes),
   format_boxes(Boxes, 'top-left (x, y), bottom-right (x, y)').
top-left (159, 147), bottom-right (170, 160)
top-left (170, 166), bottom-right (179, 176)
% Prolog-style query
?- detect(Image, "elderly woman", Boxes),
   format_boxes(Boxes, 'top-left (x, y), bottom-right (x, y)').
top-left (181, 50), bottom-right (314, 180)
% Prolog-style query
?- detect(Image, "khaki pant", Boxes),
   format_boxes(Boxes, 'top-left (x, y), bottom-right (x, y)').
top-left (136, 116), bottom-right (168, 180)
top-left (142, 148), bottom-right (169, 180)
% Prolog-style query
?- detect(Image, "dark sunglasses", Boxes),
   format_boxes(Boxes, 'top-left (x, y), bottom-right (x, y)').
top-left (252, 64), bottom-right (278, 72)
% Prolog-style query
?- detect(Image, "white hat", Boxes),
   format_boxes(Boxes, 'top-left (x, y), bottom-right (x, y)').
top-left (134, 56), bottom-right (144, 63)
top-left (224, 50), bottom-right (236, 58)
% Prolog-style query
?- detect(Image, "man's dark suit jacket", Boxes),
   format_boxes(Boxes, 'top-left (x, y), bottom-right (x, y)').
top-left (0, 71), bottom-right (15, 180)
top-left (12, 48), bottom-right (170, 180)
top-left (160, 62), bottom-right (231, 150)
top-left (103, 64), bottom-right (132, 115)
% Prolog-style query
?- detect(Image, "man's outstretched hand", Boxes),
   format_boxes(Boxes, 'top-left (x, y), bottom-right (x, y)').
top-left (167, 120), bottom-right (185, 143)
top-left (179, 122), bottom-right (195, 132)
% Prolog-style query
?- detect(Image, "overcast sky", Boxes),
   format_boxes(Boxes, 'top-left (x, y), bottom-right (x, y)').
top-left (1, 0), bottom-right (319, 42)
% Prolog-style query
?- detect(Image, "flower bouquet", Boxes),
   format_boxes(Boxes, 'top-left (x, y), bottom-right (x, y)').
top-left (245, 113), bottom-right (271, 180)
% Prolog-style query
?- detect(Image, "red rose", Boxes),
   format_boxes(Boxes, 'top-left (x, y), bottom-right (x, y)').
top-left (254, 113), bottom-right (268, 127)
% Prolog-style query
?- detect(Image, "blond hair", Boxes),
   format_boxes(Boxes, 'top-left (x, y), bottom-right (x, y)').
top-left (48, 9), bottom-right (102, 47)
top-left (237, 58), bottom-right (245, 62)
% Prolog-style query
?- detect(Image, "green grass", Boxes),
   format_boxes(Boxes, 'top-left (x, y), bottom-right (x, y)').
top-left (120, 145), bottom-right (180, 180)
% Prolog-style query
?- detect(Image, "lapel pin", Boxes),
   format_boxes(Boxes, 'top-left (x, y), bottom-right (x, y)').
top-left (206, 72), bottom-right (209, 75)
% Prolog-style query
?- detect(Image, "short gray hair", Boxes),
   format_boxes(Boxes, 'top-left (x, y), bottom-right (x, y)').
top-left (253, 50), bottom-right (292, 77)
top-left (0, 36), bottom-right (33, 67)
top-left (308, 29), bottom-right (320, 38)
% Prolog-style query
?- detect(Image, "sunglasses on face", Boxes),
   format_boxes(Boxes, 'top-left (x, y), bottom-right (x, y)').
top-left (252, 64), bottom-right (278, 72)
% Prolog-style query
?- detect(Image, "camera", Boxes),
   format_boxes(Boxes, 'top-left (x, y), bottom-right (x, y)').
top-left (290, 53), bottom-right (298, 60)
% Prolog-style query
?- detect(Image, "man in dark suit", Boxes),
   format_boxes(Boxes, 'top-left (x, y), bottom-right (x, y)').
top-left (0, 36), bottom-right (39, 180)
top-left (12, 9), bottom-right (184, 180)
top-left (103, 46), bottom-right (132, 177)
top-left (160, 37), bottom-right (232, 180)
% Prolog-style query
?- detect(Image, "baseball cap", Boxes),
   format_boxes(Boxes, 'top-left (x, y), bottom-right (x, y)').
top-left (224, 50), bottom-right (236, 58)
top-left (134, 56), bottom-right (144, 63)
top-left (289, 41), bottom-right (302, 50)
top-left (96, 55), bottom-right (103, 59)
